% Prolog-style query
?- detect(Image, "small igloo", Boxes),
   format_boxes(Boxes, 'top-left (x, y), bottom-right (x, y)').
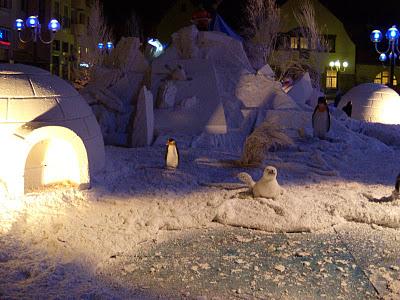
top-left (339, 83), bottom-right (400, 124)
top-left (0, 64), bottom-right (105, 196)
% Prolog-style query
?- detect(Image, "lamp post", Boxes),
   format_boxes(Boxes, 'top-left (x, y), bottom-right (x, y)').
top-left (370, 25), bottom-right (400, 88)
top-left (97, 41), bottom-right (113, 53)
top-left (328, 59), bottom-right (348, 91)
top-left (14, 16), bottom-right (61, 64)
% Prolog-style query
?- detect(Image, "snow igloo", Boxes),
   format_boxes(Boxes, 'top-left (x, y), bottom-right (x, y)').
top-left (0, 64), bottom-right (105, 196)
top-left (339, 83), bottom-right (400, 124)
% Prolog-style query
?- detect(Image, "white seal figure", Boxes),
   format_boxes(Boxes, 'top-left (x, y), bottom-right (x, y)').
top-left (238, 166), bottom-right (284, 199)
top-left (165, 138), bottom-right (179, 169)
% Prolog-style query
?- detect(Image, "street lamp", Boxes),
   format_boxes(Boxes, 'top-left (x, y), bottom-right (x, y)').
top-left (14, 16), bottom-right (61, 65)
top-left (97, 41), bottom-right (113, 53)
top-left (329, 60), bottom-right (348, 72)
top-left (14, 16), bottom-right (60, 44)
top-left (370, 25), bottom-right (400, 87)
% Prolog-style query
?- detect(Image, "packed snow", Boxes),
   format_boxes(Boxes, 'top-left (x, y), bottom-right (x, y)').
top-left (1, 25), bottom-right (400, 298)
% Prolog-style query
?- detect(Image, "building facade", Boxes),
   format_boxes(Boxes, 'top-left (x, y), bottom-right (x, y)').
top-left (276, 0), bottom-right (356, 95)
top-left (0, 0), bottom-right (91, 81)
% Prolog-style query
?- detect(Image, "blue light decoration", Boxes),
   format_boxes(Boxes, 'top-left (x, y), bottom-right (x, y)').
top-left (379, 53), bottom-right (387, 62)
top-left (97, 42), bottom-right (104, 50)
top-left (26, 16), bottom-right (39, 28)
top-left (389, 52), bottom-right (398, 60)
top-left (386, 26), bottom-right (400, 41)
top-left (106, 41), bottom-right (113, 50)
top-left (14, 19), bottom-right (24, 31)
top-left (48, 19), bottom-right (60, 32)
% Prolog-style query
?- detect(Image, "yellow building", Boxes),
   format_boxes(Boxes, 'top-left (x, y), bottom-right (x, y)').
top-left (50, 0), bottom-right (91, 80)
top-left (276, 0), bottom-right (356, 93)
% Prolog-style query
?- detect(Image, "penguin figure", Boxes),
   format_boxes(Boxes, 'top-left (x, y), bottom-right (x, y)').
top-left (393, 172), bottom-right (400, 199)
top-left (165, 138), bottom-right (179, 169)
top-left (312, 96), bottom-right (331, 139)
top-left (342, 101), bottom-right (352, 117)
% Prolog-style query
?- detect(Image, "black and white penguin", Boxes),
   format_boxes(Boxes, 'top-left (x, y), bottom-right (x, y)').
top-left (392, 172), bottom-right (400, 200)
top-left (342, 101), bottom-right (352, 117)
top-left (165, 138), bottom-right (179, 169)
top-left (312, 96), bottom-right (331, 139)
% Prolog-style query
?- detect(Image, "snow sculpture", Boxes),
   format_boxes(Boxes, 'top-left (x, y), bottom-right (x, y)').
top-left (256, 64), bottom-right (275, 79)
top-left (0, 64), bottom-right (105, 196)
top-left (80, 37), bottom-right (150, 147)
top-left (152, 59), bottom-right (227, 135)
top-left (105, 37), bottom-right (149, 73)
top-left (286, 72), bottom-right (313, 105)
top-left (339, 83), bottom-right (400, 125)
top-left (156, 80), bottom-right (177, 108)
top-left (172, 25), bottom-right (200, 59)
top-left (130, 86), bottom-right (154, 147)
top-left (235, 73), bottom-right (298, 110)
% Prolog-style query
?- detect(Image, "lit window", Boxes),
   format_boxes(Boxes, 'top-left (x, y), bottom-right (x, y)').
top-left (300, 37), bottom-right (308, 49)
top-left (290, 37), bottom-right (298, 49)
top-left (374, 71), bottom-right (397, 86)
top-left (326, 69), bottom-right (337, 89)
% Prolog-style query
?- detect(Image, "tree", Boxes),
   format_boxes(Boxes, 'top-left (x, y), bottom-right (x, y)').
top-left (242, 0), bottom-right (281, 68)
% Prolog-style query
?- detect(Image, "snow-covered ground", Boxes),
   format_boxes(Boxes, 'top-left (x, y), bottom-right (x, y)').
top-left (1, 119), bottom-right (400, 298)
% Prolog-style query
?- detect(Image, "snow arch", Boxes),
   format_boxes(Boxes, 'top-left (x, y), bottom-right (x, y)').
top-left (0, 126), bottom-right (89, 196)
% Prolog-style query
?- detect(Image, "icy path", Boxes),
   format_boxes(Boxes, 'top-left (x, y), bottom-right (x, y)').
top-left (1, 141), bottom-right (400, 298)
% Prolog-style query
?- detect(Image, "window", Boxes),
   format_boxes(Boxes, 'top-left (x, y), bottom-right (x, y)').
top-left (326, 69), bottom-right (337, 89)
top-left (276, 33), bottom-right (289, 50)
top-left (52, 40), bottom-right (60, 51)
top-left (63, 6), bottom-right (70, 28)
top-left (79, 13), bottom-right (86, 25)
top-left (0, 0), bottom-right (12, 9)
top-left (71, 9), bottom-right (77, 24)
top-left (300, 37), bottom-right (308, 49)
top-left (54, 2), bottom-right (60, 21)
top-left (323, 35), bottom-right (336, 53)
top-left (0, 28), bottom-right (10, 42)
top-left (62, 42), bottom-right (69, 53)
top-left (52, 55), bottom-right (60, 76)
top-left (21, 0), bottom-right (26, 11)
top-left (290, 37), bottom-right (298, 49)
top-left (374, 71), bottom-right (397, 86)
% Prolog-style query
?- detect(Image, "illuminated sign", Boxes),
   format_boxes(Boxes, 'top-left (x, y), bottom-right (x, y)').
top-left (0, 28), bottom-right (10, 47)
top-left (0, 28), bottom-right (8, 41)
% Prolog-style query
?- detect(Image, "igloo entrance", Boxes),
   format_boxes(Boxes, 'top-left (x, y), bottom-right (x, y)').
top-left (22, 126), bottom-right (90, 194)
top-left (24, 138), bottom-right (81, 192)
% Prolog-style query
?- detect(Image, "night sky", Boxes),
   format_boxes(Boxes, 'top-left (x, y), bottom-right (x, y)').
top-left (101, 0), bottom-right (400, 63)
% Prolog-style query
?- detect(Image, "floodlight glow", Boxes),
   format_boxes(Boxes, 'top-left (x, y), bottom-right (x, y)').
top-left (79, 63), bottom-right (89, 68)
top-left (147, 38), bottom-right (164, 57)
top-left (334, 60), bottom-right (340, 68)
top-left (15, 19), bottom-right (24, 31)
top-left (26, 16), bottom-right (39, 28)
top-left (97, 42), bottom-right (104, 49)
top-left (389, 52), bottom-right (398, 59)
top-left (329, 61), bottom-right (335, 67)
top-left (379, 53), bottom-right (387, 61)
top-left (370, 30), bottom-right (382, 43)
top-left (343, 61), bottom-right (349, 68)
top-left (106, 42), bottom-right (113, 50)
top-left (48, 19), bottom-right (60, 32)
top-left (386, 26), bottom-right (399, 41)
